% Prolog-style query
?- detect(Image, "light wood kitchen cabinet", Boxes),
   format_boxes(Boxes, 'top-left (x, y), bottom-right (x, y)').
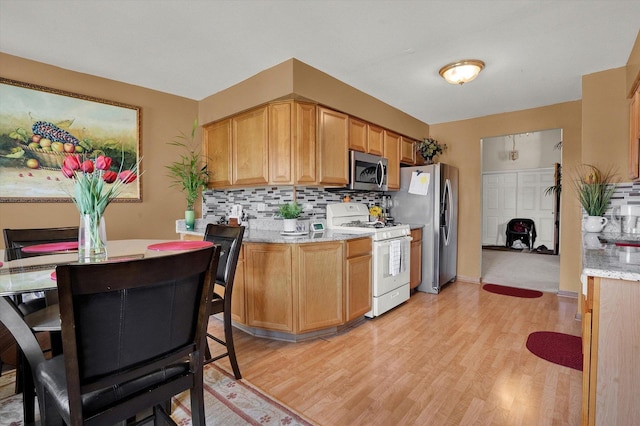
top-left (204, 119), bottom-right (232, 187)
top-left (348, 117), bottom-right (367, 152)
top-left (410, 228), bottom-right (422, 290)
top-left (318, 106), bottom-right (349, 185)
top-left (295, 102), bottom-right (317, 184)
top-left (581, 275), bottom-right (640, 425)
top-left (245, 243), bottom-right (293, 332)
top-left (205, 101), bottom-right (319, 188)
top-left (384, 130), bottom-right (401, 190)
top-left (367, 124), bottom-right (384, 156)
top-left (345, 237), bottom-right (372, 321)
top-left (401, 136), bottom-right (417, 165)
top-left (268, 102), bottom-right (294, 184)
top-left (296, 242), bottom-right (344, 331)
top-left (232, 107), bottom-right (269, 186)
top-left (629, 87), bottom-right (640, 180)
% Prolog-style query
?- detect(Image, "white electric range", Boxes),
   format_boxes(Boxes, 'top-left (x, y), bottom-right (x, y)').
top-left (326, 203), bottom-right (411, 317)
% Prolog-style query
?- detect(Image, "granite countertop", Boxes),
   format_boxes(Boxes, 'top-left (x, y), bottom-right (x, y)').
top-left (176, 219), bottom-right (372, 244)
top-left (582, 232), bottom-right (640, 282)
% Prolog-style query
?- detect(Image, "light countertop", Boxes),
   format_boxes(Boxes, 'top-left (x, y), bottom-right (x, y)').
top-left (176, 219), bottom-right (372, 244)
top-left (582, 232), bottom-right (640, 282)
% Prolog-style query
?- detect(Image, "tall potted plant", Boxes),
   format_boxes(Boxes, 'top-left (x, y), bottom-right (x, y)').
top-left (166, 118), bottom-right (209, 230)
top-left (574, 164), bottom-right (617, 232)
top-left (278, 201), bottom-right (303, 232)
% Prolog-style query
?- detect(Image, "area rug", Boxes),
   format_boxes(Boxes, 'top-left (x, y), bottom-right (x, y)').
top-left (526, 331), bottom-right (583, 371)
top-left (482, 283), bottom-right (543, 298)
top-left (0, 364), bottom-right (314, 426)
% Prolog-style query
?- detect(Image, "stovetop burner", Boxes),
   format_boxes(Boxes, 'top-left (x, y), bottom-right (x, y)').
top-left (342, 220), bottom-right (400, 229)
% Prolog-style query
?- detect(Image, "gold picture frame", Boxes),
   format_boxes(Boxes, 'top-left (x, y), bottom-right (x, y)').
top-left (0, 78), bottom-right (142, 202)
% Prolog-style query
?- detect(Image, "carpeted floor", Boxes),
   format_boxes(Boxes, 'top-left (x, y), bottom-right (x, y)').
top-left (482, 248), bottom-right (560, 293)
top-left (0, 363), bottom-right (314, 426)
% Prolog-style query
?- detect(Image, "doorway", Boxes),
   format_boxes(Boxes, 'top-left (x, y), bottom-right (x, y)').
top-left (480, 129), bottom-right (562, 293)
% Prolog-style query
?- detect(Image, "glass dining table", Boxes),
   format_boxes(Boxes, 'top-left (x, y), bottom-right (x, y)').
top-left (0, 238), bottom-right (212, 424)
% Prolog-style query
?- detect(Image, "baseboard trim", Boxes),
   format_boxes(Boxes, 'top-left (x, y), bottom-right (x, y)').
top-left (557, 290), bottom-right (578, 299)
top-left (457, 275), bottom-right (481, 284)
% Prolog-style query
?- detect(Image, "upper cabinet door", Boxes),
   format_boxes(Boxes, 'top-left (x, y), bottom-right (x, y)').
top-left (232, 107), bottom-right (269, 186)
top-left (318, 107), bottom-right (349, 185)
top-left (269, 102), bottom-right (294, 184)
top-left (204, 119), bottom-right (233, 188)
top-left (400, 136), bottom-right (416, 165)
top-left (367, 124), bottom-right (384, 156)
top-left (348, 117), bottom-right (367, 152)
top-left (295, 102), bottom-right (317, 184)
top-left (384, 130), bottom-right (401, 190)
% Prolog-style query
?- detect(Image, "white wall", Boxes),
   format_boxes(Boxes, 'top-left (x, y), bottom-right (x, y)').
top-left (482, 128), bottom-right (562, 172)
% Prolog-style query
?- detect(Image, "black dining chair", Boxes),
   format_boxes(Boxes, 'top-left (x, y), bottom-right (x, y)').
top-left (3, 226), bottom-right (78, 421)
top-left (203, 223), bottom-right (245, 379)
top-left (35, 244), bottom-right (220, 426)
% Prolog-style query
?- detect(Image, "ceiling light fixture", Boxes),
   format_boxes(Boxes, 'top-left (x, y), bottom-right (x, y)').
top-left (439, 60), bottom-right (485, 85)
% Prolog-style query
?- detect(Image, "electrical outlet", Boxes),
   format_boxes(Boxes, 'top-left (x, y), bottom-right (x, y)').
top-left (257, 203), bottom-right (267, 211)
top-left (303, 203), bottom-right (313, 211)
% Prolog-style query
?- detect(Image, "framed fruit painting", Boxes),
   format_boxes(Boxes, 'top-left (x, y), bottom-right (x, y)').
top-left (0, 78), bottom-right (142, 202)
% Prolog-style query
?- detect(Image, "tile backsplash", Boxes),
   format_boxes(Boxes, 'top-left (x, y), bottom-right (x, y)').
top-left (203, 186), bottom-right (382, 222)
top-left (600, 181), bottom-right (640, 232)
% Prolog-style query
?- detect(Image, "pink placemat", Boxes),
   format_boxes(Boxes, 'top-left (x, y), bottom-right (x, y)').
top-left (22, 241), bottom-right (78, 253)
top-left (147, 241), bottom-right (213, 251)
top-left (50, 270), bottom-right (56, 281)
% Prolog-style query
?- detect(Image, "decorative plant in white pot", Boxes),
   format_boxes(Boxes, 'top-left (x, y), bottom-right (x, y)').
top-left (166, 118), bottom-right (209, 230)
top-left (278, 201), bottom-right (303, 232)
top-left (573, 164), bottom-right (617, 232)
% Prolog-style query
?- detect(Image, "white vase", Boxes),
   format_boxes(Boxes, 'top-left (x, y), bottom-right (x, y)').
top-left (283, 218), bottom-right (298, 233)
top-left (584, 216), bottom-right (608, 233)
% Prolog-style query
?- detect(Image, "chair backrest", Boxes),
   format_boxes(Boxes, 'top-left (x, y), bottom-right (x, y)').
top-left (506, 218), bottom-right (536, 234)
top-left (54, 245), bottom-right (220, 418)
top-left (3, 227), bottom-right (79, 261)
top-left (203, 224), bottom-right (245, 288)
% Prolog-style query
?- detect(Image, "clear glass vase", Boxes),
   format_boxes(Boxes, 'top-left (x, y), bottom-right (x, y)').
top-left (79, 213), bottom-right (107, 263)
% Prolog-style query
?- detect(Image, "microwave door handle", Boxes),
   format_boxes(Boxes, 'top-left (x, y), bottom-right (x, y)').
top-left (376, 160), bottom-right (385, 188)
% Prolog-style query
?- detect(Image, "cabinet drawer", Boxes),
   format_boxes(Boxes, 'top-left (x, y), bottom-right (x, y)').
top-left (346, 237), bottom-right (372, 258)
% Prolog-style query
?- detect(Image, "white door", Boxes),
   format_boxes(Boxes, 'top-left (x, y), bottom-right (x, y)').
top-left (482, 172), bottom-right (517, 246)
top-left (516, 169), bottom-right (555, 248)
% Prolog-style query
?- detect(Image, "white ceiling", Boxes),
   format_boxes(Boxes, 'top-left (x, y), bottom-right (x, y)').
top-left (1, 1), bottom-right (638, 124)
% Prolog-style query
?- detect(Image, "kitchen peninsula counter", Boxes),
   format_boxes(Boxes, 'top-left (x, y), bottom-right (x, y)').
top-left (176, 219), bottom-right (374, 342)
top-left (580, 231), bottom-right (640, 425)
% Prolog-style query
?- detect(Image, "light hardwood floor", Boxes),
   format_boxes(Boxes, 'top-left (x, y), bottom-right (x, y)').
top-left (208, 281), bottom-right (582, 425)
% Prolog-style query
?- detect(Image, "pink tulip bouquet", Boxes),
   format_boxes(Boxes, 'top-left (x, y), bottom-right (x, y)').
top-left (61, 154), bottom-right (139, 262)
top-left (61, 154), bottom-right (138, 216)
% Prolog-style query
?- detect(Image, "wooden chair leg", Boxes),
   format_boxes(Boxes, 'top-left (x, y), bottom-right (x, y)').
top-left (223, 310), bottom-right (241, 380)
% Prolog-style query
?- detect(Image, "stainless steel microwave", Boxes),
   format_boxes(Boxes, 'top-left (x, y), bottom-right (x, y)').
top-left (347, 151), bottom-right (388, 191)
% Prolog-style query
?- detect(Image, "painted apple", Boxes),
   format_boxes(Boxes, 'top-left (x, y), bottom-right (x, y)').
top-left (28, 142), bottom-right (40, 150)
top-left (63, 143), bottom-right (75, 153)
top-left (26, 158), bottom-right (39, 169)
top-left (51, 142), bottom-right (64, 152)
top-left (31, 134), bottom-right (42, 143)
top-left (39, 138), bottom-right (52, 148)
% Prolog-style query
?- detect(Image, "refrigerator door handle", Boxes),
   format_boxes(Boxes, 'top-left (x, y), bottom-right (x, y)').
top-left (442, 178), bottom-right (452, 245)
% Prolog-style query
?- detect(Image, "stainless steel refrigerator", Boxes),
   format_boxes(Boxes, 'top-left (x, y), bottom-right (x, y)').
top-left (389, 163), bottom-right (458, 294)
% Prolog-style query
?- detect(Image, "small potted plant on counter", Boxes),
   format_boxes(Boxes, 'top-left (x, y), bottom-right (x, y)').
top-left (166, 118), bottom-right (209, 231)
top-left (278, 201), bottom-right (303, 233)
